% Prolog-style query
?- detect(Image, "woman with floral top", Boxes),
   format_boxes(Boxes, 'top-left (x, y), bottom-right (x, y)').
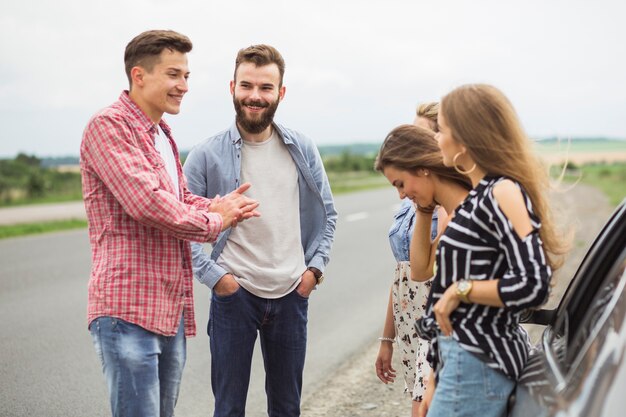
top-left (374, 108), bottom-right (472, 416)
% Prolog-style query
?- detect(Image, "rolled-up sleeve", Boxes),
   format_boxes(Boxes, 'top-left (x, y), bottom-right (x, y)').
top-left (81, 114), bottom-right (222, 243)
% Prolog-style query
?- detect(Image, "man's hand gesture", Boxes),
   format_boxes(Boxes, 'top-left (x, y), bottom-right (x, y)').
top-left (209, 183), bottom-right (260, 231)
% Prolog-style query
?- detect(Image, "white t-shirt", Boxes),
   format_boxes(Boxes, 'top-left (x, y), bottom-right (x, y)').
top-left (154, 126), bottom-right (180, 199)
top-left (217, 130), bottom-right (307, 298)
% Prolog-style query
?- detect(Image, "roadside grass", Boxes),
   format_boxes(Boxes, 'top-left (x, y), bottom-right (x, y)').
top-left (0, 192), bottom-right (84, 207)
top-left (327, 171), bottom-right (388, 195)
top-left (557, 162), bottom-right (626, 207)
top-left (2, 162), bottom-right (623, 239)
top-left (0, 219), bottom-right (87, 240)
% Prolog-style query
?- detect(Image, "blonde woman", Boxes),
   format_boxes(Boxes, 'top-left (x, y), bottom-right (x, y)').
top-left (374, 104), bottom-right (471, 416)
top-left (417, 84), bottom-right (568, 417)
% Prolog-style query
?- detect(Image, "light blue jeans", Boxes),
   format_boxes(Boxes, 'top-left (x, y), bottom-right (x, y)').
top-left (428, 336), bottom-right (515, 417)
top-left (89, 316), bottom-right (186, 417)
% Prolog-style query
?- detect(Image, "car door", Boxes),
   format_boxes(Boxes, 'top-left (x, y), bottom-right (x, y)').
top-left (510, 199), bottom-right (626, 417)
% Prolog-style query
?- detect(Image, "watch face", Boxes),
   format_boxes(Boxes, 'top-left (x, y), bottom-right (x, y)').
top-left (458, 280), bottom-right (470, 293)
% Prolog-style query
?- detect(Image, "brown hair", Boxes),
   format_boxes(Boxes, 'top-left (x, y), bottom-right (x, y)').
top-left (124, 30), bottom-right (193, 87)
top-left (441, 84), bottom-right (568, 270)
top-left (234, 44), bottom-right (286, 86)
top-left (416, 102), bottom-right (440, 132)
top-left (374, 124), bottom-right (472, 192)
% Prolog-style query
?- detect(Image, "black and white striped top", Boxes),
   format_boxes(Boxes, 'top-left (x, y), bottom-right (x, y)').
top-left (417, 175), bottom-right (552, 380)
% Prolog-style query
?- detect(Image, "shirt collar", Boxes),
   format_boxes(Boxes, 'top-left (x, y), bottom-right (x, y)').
top-left (119, 91), bottom-right (172, 137)
top-left (228, 121), bottom-right (291, 146)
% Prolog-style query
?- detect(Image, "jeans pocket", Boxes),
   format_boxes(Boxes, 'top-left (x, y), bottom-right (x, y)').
top-left (293, 287), bottom-right (310, 301)
top-left (89, 319), bottom-right (105, 367)
top-left (212, 286), bottom-right (242, 302)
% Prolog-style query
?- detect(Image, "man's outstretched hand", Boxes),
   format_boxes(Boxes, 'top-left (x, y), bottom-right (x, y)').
top-left (209, 183), bottom-right (260, 231)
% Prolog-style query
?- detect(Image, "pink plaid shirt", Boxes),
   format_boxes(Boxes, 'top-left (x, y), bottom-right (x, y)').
top-left (80, 91), bottom-right (222, 337)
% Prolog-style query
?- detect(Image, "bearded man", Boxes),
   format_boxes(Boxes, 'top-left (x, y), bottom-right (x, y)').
top-left (183, 44), bottom-right (337, 417)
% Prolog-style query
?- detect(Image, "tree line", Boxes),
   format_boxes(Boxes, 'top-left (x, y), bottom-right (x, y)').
top-left (0, 154), bottom-right (82, 205)
top-left (0, 151), bottom-right (378, 206)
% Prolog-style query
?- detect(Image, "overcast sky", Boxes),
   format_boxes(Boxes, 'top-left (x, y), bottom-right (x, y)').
top-left (1, 0), bottom-right (625, 158)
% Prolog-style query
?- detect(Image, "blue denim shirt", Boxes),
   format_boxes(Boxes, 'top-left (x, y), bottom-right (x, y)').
top-left (389, 198), bottom-right (438, 262)
top-left (183, 122), bottom-right (337, 289)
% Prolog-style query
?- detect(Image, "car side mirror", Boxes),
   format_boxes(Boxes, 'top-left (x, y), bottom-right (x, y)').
top-left (520, 308), bottom-right (556, 326)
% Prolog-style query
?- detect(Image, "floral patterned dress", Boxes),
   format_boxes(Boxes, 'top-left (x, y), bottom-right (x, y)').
top-left (388, 199), bottom-right (436, 401)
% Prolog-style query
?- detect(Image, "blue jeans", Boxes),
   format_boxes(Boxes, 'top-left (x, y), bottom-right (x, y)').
top-left (89, 316), bottom-right (186, 417)
top-left (209, 286), bottom-right (308, 417)
top-left (428, 336), bottom-right (515, 417)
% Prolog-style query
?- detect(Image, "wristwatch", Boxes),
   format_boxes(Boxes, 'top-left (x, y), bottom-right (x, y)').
top-left (456, 279), bottom-right (473, 304)
top-left (308, 267), bottom-right (324, 286)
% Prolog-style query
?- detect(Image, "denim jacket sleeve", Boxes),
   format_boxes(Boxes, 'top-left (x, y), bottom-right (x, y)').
top-left (183, 145), bottom-right (229, 289)
top-left (294, 129), bottom-right (337, 273)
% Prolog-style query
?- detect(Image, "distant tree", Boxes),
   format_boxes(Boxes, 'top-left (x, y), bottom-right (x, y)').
top-left (26, 172), bottom-right (46, 197)
top-left (322, 151), bottom-right (376, 173)
top-left (15, 153), bottom-right (41, 167)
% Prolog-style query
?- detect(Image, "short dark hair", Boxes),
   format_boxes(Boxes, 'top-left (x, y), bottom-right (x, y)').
top-left (234, 44), bottom-right (285, 86)
top-left (124, 30), bottom-right (193, 87)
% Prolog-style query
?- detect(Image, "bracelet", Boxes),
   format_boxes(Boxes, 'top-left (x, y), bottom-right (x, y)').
top-left (378, 337), bottom-right (396, 343)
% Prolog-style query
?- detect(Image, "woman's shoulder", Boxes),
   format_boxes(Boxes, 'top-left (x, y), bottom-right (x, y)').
top-left (487, 176), bottom-right (536, 238)
top-left (478, 176), bottom-right (525, 202)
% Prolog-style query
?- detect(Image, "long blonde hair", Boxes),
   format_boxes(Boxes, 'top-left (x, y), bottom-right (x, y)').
top-left (441, 84), bottom-right (568, 270)
top-left (416, 102), bottom-right (440, 132)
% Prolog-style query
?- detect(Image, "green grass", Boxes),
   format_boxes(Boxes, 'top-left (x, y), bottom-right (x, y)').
top-left (327, 171), bottom-right (389, 194)
top-left (0, 219), bottom-right (87, 239)
top-left (0, 192), bottom-right (84, 207)
top-left (2, 162), bottom-right (622, 240)
top-left (563, 162), bottom-right (626, 207)
top-left (535, 139), bottom-right (626, 155)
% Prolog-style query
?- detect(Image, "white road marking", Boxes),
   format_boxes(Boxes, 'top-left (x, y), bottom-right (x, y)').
top-left (345, 212), bottom-right (370, 222)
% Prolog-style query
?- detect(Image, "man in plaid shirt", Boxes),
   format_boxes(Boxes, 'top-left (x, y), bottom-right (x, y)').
top-left (80, 30), bottom-right (259, 417)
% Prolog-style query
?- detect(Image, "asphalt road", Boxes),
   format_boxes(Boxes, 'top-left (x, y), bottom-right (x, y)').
top-left (0, 187), bottom-right (401, 417)
top-left (0, 201), bottom-right (87, 225)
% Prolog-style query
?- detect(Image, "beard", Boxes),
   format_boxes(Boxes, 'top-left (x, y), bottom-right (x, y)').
top-left (233, 94), bottom-right (280, 134)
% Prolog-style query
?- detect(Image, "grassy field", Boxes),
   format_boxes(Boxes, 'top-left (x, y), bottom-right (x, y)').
top-left (535, 139), bottom-right (626, 164)
top-left (0, 192), bottom-right (84, 207)
top-left (559, 162), bottom-right (626, 207)
top-left (327, 171), bottom-right (388, 194)
top-left (535, 139), bottom-right (626, 153)
top-left (1, 140), bottom-right (624, 239)
top-left (0, 219), bottom-right (87, 239)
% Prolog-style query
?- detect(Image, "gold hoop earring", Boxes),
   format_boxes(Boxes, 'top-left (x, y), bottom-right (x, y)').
top-left (453, 152), bottom-right (476, 175)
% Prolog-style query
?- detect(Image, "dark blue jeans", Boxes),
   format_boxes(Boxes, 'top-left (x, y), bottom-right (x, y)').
top-left (89, 316), bottom-right (186, 417)
top-left (209, 286), bottom-right (308, 417)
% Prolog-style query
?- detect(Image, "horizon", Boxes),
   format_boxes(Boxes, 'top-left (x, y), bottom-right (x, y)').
top-left (3, 136), bottom-right (626, 161)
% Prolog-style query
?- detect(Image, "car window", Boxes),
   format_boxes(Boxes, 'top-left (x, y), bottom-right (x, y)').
top-left (551, 202), bottom-right (626, 345)
top-left (544, 202), bottom-right (626, 376)
top-left (565, 254), bottom-right (625, 372)
top-left (546, 247), bottom-right (625, 392)
top-left (568, 259), bottom-right (623, 363)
